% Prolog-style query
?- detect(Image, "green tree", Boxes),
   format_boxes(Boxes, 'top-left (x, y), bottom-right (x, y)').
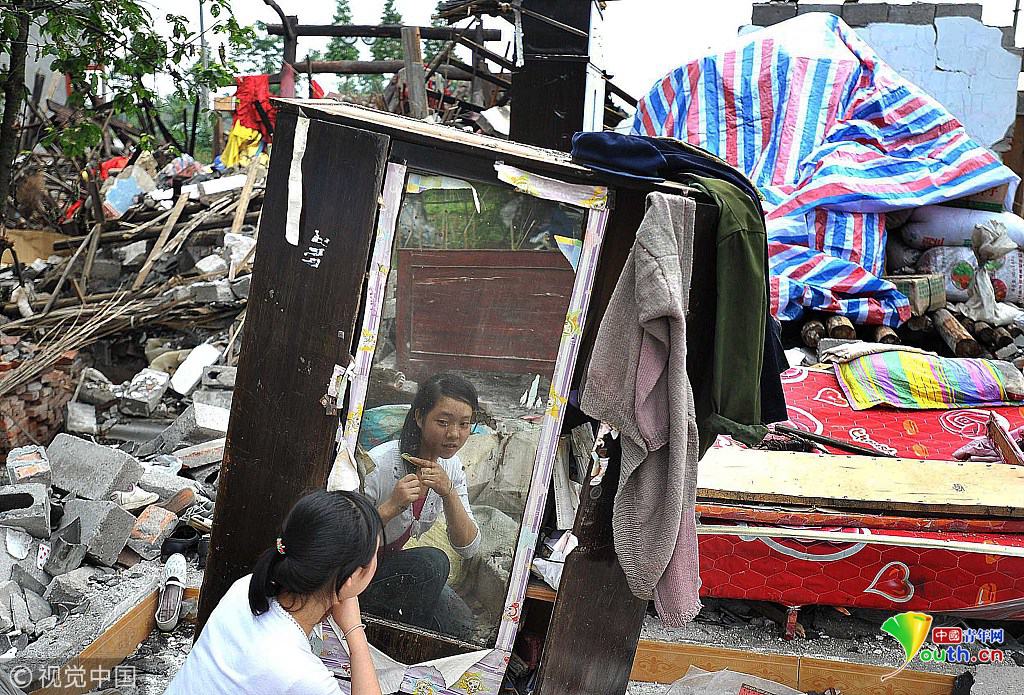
top-left (0, 0), bottom-right (248, 223)
top-left (364, 0), bottom-right (404, 93)
top-left (423, 2), bottom-right (448, 63)
top-left (237, 21), bottom-right (283, 75)
top-left (324, 0), bottom-right (361, 94)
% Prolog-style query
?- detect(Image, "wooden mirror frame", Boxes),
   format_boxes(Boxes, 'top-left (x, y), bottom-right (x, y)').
top-left (332, 158), bottom-right (611, 693)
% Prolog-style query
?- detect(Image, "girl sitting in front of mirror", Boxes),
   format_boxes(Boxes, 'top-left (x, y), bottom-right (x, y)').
top-left (166, 490), bottom-right (384, 695)
top-left (361, 372), bottom-right (482, 639)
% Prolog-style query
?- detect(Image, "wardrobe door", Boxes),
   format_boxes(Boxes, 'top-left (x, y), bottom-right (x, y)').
top-left (198, 113), bottom-right (390, 631)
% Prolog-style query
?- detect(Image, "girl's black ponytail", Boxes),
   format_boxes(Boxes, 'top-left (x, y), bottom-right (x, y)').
top-left (248, 546), bottom-right (286, 615)
top-left (247, 489), bottom-right (382, 616)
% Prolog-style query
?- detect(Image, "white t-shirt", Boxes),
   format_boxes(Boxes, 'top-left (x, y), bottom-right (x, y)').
top-left (364, 440), bottom-right (481, 557)
top-left (166, 575), bottom-right (341, 695)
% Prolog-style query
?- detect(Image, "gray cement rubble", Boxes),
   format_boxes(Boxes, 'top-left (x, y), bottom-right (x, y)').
top-left (48, 434), bottom-right (143, 500)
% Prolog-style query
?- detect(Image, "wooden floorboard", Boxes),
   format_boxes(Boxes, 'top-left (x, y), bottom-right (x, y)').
top-left (32, 590), bottom-right (159, 695)
top-left (698, 449), bottom-right (1024, 517)
top-left (630, 640), bottom-right (955, 695)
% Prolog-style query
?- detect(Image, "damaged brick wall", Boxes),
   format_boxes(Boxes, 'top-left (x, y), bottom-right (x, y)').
top-left (0, 340), bottom-right (82, 455)
top-left (749, 3), bottom-right (1023, 152)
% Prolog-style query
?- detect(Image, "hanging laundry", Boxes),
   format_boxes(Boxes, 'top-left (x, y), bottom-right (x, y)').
top-left (234, 74), bottom-right (277, 142)
top-left (572, 133), bottom-right (786, 445)
top-left (221, 122), bottom-right (264, 170)
top-left (581, 192), bottom-right (702, 626)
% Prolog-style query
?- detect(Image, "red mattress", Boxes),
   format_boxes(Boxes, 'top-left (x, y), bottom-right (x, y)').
top-left (768, 366), bottom-right (1024, 460)
top-left (698, 366), bottom-right (1024, 619)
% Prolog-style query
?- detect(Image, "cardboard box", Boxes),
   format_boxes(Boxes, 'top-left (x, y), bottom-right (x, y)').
top-left (959, 183), bottom-right (1010, 210)
top-left (885, 274), bottom-right (946, 316)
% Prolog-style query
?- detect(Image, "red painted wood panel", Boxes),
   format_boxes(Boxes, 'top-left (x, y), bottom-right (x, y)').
top-left (396, 249), bottom-right (574, 379)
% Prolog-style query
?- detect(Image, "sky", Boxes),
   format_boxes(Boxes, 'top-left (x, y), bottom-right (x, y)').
top-left (145, 0), bottom-right (1024, 100)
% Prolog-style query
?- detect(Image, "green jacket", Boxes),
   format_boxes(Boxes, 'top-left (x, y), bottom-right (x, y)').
top-left (681, 175), bottom-right (769, 454)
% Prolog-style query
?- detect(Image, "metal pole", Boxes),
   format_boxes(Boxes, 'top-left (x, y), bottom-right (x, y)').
top-left (199, 0), bottom-right (209, 71)
top-left (1015, 0), bottom-right (1022, 46)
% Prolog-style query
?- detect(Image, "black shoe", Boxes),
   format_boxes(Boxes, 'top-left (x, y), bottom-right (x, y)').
top-left (197, 535), bottom-right (211, 569)
top-left (160, 525), bottom-right (200, 562)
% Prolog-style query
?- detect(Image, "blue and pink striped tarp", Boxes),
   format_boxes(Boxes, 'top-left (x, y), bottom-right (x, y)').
top-left (632, 13), bottom-right (1019, 326)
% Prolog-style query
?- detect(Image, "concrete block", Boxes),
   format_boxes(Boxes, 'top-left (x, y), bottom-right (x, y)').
top-left (138, 403), bottom-right (230, 456)
top-left (996, 343), bottom-right (1020, 361)
top-left (11, 564), bottom-right (47, 596)
top-left (48, 434), bottom-right (143, 500)
top-left (0, 484), bottom-right (50, 539)
top-left (5, 445), bottom-right (50, 487)
top-left (12, 540), bottom-right (48, 589)
top-left (65, 401), bottom-right (98, 435)
top-left (10, 585), bottom-right (31, 632)
top-left (62, 499), bottom-right (135, 566)
top-left (89, 257), bottom-right (122, 282)
top-left (193, 388), bottom-right (233, 409)
top-left (23, 588), bottom-right (51, 622)
top-left (43, 567), bottom-right (96, 607)
top-left (935, 3), bottom-right (982, 20)
top-left (171, 344), bottom-right (221, 396)
top-left (0, 580), bottom-right (17, 630)
top-left (190, 279), bottom-right (235, 304)
top-left (796, 4), bottom-right (839, 16)
top-left (751, 3), bottom-right (797, 26)
top-left (230, 274), bottom-right (251, 299)
top-left (194, 254), bottom-right (229, 275)
top-left (127, 506), bottom-right (179, 560)
top-left (173, 438), bottom-right (225, 469)
top-left (42, 533), bottom-right (87, 577)
top-left (117, 239), bottom-right (148, 267)
top-left (78, 368), bottom-right (117, 407)
top-left (841, 2), bottom-right (889, 26)
top-left (202, 365), bottom-right (237, 390)
top-left (138, 469), bottom-right (196, 502)
top-left (888, 2), bottom-right (935, 24)
top-left (120, 368), bottom-right (171, 417)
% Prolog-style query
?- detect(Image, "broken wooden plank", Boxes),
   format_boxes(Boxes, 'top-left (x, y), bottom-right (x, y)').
top-left (131, 194), bottom-right (189, 291)
top-left (988, 411), bottom-right (1024, 466)
top-left (401, 27), bottom-right (429, 120)
top-left (697, 448), bottom-right (1024, 517)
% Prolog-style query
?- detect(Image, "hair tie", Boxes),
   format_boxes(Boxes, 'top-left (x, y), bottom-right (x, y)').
top-left (276, 537), bottom-right (286, 555)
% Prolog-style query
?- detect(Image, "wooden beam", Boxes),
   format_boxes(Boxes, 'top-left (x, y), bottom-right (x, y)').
top-left (401, 27), bottom-right (429, 120)
top-left (265, 23), bottom-right (501, 41)
top-left (535, 436), bottom-right (647, 695)
top-left (698, 448), bottom-right (1024, 517)
top-left (455, 35), bottom-right (518, 73)
top-left (290, 60), bottom-right (475, 81)
top-left (131, 194), bottom-right (189, 291)
top-left (446, 57), bottom-right (511, 89)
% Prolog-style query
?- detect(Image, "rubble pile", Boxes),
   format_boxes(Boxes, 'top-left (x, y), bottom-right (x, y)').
top-left (0, 100), bottom-right (261, 679)
top-left (0, 367), bottom-right (232, 678)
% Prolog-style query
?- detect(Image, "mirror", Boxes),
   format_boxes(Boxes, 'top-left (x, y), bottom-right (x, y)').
top-left (351, 170), bottom-right (587, 649)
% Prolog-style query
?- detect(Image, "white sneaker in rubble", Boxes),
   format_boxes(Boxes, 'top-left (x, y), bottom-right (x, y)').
top-left (111, 485), bottom-right (159, 511)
